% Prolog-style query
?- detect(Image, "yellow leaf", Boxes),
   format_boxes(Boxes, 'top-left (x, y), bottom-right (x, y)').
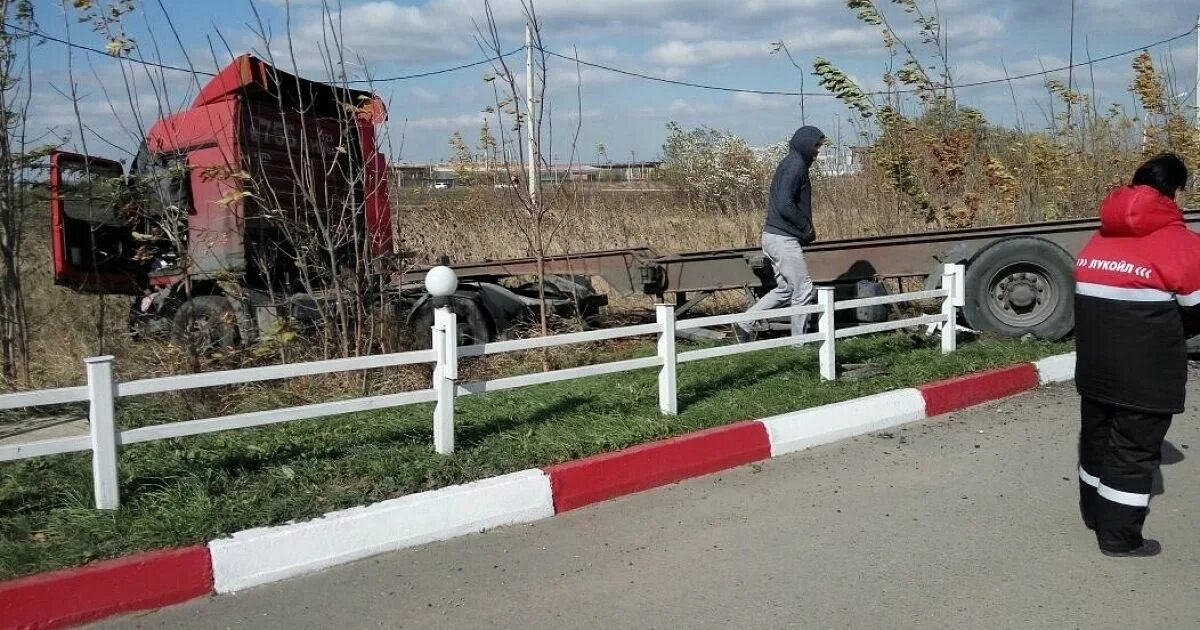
top-left (216, 190), bottom-right (255, 207)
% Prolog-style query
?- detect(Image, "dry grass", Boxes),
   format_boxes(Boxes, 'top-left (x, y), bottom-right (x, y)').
top-left (393, 177), bottom-right (926, 267)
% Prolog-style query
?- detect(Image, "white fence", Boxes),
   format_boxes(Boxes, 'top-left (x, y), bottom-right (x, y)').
top-left (0, 265), bottom-right (965, 509)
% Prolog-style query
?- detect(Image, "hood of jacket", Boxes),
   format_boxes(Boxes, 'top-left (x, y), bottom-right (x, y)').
top-left (788, 126), bottom-right (825, 162)
top-left (1099, 184), bottom-right (1183, 237)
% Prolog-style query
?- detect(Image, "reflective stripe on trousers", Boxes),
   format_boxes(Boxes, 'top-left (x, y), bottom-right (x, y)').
top-left (1078, 397), bottom-right (1171, 552)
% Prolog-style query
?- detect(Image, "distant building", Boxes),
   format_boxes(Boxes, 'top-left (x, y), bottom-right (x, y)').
top-left (390, 161), bottom-right (652, 187)
top-left (390, 164), bottom-right (433, 186)
top-left (815, 146), bottom-right (865, 177)
top-left (595, 161), bottom-right (662, 181)
top-left (431, 168), bottom-right (456, 188)
top-left (542, 163), bottom-right (601, 183)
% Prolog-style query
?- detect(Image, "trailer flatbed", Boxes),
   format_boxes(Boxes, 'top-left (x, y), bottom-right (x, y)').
top-left (403, 210), bottom-right (1200, 343)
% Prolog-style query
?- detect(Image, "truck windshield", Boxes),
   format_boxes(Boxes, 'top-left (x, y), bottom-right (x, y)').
top-left (131, 145), bottom-right (189, 219)
top-left (58, 160), bottom-right (125, 225)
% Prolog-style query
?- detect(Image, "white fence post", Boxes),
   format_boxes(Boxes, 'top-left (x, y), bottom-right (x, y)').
top-left (941, 264), bottom-right (965, 355)
top-left (818, 287), bottom-right (837, 381)
top-left (86, 356), bottom-right (120, 510)
top-left (657, 303), bottom-right (678, 415)
top-left (432, 307), bottom-right (457, 455)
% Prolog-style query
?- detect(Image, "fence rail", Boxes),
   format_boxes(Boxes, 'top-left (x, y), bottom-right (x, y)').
top-left (0, 264), bottom-right (965, 509)
top-left (0, 386), bottom-right (88, 412)
top-left (117, 349), bottom-right (437, 397)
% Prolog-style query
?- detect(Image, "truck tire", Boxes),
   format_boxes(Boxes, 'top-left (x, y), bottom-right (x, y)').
top-left (173, 295), bottom-right (240, 352)
top-left (854, 280), bottom-right (889, 323)
top-left (409, 293), bottom-right (492, 349)
top-left (963, 237), bottom-right (1075, 341)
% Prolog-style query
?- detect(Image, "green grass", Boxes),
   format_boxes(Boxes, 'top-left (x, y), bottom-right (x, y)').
top-left (0, 334), bottom-right (1071, 579)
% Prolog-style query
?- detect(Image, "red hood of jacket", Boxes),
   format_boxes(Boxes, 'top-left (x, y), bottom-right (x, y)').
top-left (1099, 185), bottom-right (1183, 237)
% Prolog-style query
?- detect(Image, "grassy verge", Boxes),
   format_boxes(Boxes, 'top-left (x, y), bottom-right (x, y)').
top-left (0, 334), bottom-right (1071, 579)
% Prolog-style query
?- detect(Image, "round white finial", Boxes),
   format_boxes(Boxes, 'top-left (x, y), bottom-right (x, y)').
top-left (424, 265), bottom-right (458, 297)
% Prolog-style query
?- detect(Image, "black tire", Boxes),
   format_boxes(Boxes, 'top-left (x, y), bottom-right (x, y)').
top-left (408, 292), bottom-right (492, 349)
top-left (963, 237), bottom-right (1075, 340)
top-left (172, 295), bottom-right (240, 352)
top-left (128, 304), bottom-right (172, 340)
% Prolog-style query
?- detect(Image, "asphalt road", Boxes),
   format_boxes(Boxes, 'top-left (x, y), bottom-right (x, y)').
top-left (97, 381), bottom-right (1200, 629)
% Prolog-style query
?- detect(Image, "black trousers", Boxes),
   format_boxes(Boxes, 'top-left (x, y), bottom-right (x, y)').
top-left (1078, 397), bottom-right (1173, 552)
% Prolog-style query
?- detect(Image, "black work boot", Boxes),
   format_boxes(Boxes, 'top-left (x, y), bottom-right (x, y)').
top-left (1100, 539), bottom-right (1161, 558)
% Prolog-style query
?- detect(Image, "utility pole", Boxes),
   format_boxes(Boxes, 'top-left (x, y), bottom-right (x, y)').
top-left (525, 23), bottom-right (540, 208)
top-left (1066, 0), bottom-right (1076, 127)
top-left (1195, 15), bottom-right (1199, 127)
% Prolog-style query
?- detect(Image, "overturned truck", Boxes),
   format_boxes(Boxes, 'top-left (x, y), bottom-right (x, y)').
top-left (50, 55), bottom-right (599, 350)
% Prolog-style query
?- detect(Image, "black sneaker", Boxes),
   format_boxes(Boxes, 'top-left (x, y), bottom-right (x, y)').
top-left (1101, 539), bottom-right (1161, 558)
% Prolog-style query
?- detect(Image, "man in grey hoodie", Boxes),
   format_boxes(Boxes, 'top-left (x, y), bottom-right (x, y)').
top-left (736, 126), bottom-right (826, 342)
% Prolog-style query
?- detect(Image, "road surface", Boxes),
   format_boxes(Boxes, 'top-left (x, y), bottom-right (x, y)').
top-left (97, 381), bottom-right (1200, 629)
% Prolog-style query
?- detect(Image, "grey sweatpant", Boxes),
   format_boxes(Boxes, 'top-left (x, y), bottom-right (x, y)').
top-left (739, 232), bottom-right (815, 337)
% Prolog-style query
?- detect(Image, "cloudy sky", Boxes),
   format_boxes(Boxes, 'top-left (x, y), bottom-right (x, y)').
top-left (23, 0), bottom-right (1200, 164)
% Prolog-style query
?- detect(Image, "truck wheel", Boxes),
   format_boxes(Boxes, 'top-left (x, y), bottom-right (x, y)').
top-left (963, 237), bottom-right (1075, 341)
top-left (409, 293), bottom-right (492, 349)
top-left (173, 295), bottom-right (240, 353)
top-left (128, 296), bottom-right (171, 340)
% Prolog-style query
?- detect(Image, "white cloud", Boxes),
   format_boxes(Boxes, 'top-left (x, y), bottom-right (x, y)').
top-left (408, 112), bottom-right (491, 130)
top-left (732, 92), bottom-right (793, 111)
top-left (648, 40), bottom-right (772, 68)
top-left (294, 1), bottom-right (473, 63)
top-left (945, 14), bottom-right (1006, 56)
top-left (646, 25), bottom-right (880, 69)
top-left (277, 0), bottom-right (845, 67)
top-left (659, 20), bottom-right (717, 41)
top-left (409, 86), bottom-right (442, 105)
top-left (667, 98), bottom-right (698, 116)
top-left (544, 50), bottom-right (629, 90)
top-left (1077, 0), bottom-right (1197, 31)
top-left (774, 28), bottom-right (882, 55)
top-left (659, 98), bottom-right (726, 117)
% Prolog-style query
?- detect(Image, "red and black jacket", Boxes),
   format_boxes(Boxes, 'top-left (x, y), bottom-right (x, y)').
top-left (1075, 185), bottom-right (1200, 414)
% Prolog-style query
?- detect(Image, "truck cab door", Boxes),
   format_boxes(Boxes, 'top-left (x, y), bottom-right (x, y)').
top-left (49, 151), bottom-right (141, 294)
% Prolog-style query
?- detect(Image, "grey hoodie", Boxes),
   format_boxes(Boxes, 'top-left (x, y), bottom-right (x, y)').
top-left (763, 126), bottom-right (825, 244)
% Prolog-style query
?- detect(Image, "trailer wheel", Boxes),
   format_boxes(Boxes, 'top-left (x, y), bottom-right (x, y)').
top-left (172, 295), bottom-right (240, 352)
top-left (409, 293), bottom-right (492, 349)
top-left (963, 237), bottom-right (1075, 340)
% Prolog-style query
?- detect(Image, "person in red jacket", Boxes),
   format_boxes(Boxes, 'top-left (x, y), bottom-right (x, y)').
top-left (1074, 153), bottom-right (1198, 558)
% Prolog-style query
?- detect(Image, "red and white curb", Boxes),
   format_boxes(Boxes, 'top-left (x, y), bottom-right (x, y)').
top-left (1, 352), bottom-right (1075, 629)
top-left (0, 548), bottom-right (212, 630)
top-left (209, 470), bottom-right (554, 593)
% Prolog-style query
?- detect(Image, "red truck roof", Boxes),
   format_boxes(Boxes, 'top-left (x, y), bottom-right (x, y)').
top-left (191, 54), bottom-right (386, 122)
top-left (148, 54), bottom-right (387, 154)
top-left (144, 54), bottom-right (393, 266)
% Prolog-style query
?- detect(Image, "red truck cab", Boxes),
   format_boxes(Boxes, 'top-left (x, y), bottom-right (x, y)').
top-left (50, 55), bottom-right (392, 342)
